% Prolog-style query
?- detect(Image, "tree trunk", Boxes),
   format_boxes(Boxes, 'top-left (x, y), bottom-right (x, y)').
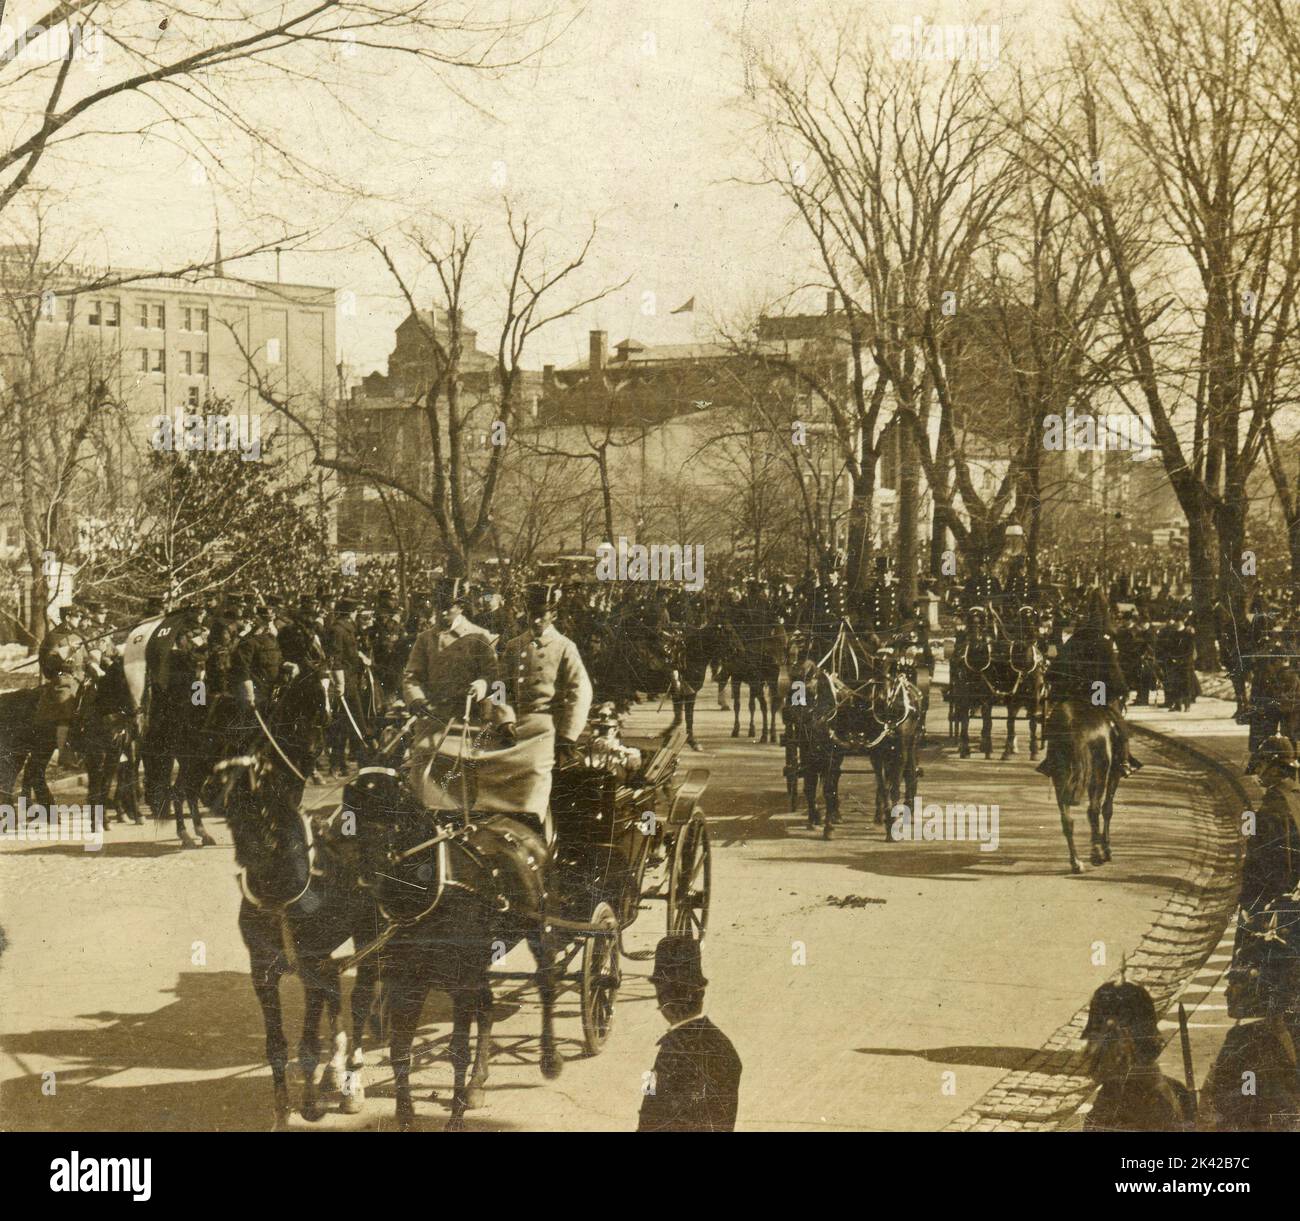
top-left (897, 413), bottom-right (919, 606)
top-left (1185, 505), bottom-right (1219, 671)
top-left (844, 460), bottom-right (875, 594)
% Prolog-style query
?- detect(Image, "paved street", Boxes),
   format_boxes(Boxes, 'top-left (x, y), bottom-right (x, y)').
top-left (0, 695), bottom-right (1240, 1132)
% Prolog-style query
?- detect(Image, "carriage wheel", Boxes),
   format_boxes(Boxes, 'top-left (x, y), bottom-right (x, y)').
top-left (667, 813), bottom-right (711, 941)
top-left (580, 902), bottom-right (621, 1056)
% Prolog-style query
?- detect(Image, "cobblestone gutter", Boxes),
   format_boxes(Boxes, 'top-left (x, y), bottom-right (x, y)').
top-left (944, 728), bottom-right (1245, 1131)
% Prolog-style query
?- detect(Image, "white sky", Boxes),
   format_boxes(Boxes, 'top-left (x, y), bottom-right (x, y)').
top-left (13, 0), bottom-right (1046, 376)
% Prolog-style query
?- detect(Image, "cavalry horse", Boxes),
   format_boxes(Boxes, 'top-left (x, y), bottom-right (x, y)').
top-left (1038, 696), bottom-right (1125, 874)
top-left (788, 624), bottom-right (920, 841)
top-left (719, 602), bottom-right (784, 743)
top-left (0, 685), bottom-right (40, 801)
top-left (212, 663), bottom-right (382, 1128)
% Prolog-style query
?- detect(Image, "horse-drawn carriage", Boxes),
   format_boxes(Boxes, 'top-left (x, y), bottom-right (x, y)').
top-left (546, 719), bottom-right (711, 1052)
top-left (323, 701), bottom-right (711, 1126)
top-left (780, 623), bottom-right (921, 840)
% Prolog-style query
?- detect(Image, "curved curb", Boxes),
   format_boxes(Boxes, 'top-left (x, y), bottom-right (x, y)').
top-left (943, 723), bottom-right (1245, 1131)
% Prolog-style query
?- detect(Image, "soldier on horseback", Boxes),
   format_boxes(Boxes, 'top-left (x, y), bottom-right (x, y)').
top-left (1038, 591), bottom-right (1143, 778)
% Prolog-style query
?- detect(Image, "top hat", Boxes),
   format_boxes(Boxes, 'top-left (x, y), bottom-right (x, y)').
top-left (649, 935), bottom-right (708, 991)
top-left (335, 598), bottom-right (358, 615)
top-left (525, 583), bottom-right (555, 617)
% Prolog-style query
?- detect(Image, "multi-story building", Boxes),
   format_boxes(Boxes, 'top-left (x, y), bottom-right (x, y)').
top-left (336, 307), bottom-right (540, 555)
top-left (1, 245), bottom-right (336, 459)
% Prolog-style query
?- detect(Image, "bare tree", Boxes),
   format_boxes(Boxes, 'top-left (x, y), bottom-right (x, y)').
top-left (744, 23), bottom-right (1020, 602)
top-left (1012, 0), bottom-right (1300, 658)
top-left (253, 206), bottom-right (618, 575)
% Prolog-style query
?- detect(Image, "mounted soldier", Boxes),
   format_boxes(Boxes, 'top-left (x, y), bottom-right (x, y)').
top-left (858, 554), bottom-right (900, 634)
top-left (1039, 590), bottom-right (1142, 777)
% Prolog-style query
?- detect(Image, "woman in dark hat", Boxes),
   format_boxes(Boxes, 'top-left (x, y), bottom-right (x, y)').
top-left (1083, 980), bottom-right (1194, 1131)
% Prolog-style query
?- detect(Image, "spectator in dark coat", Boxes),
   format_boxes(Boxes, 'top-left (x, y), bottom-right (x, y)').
top-left (1082, 981), bottom-right (1194, 1132)
top-left (638, 936), bottom-right (741, 1132)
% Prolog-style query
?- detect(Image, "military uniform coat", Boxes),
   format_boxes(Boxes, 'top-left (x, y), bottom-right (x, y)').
top-left (35, 624), bottom-right (88, 726)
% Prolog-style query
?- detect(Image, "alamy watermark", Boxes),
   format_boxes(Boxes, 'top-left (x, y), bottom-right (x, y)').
top-left (596, 537), bottom-right (705, 592)
top-left (1, 799), bottom-right (104, 851)
top-left (891, 18), bottom-right (1001, 69)
top-left (150, 409), bottom-right (262, 461)
top-left (890, 796), bottom-right (1000, 852)
top-left (1, 21), bottom-right (104, 67)
top-left (1042, 408), bottom-right (1153, 461)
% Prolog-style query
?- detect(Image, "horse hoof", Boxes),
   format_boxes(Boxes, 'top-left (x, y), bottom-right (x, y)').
top-left (730, 728), bottom-right (739, 738)
top-left (197, 830), bottom-right (216, 847)
top-left (823, 826), bottom-right (832, 840)
top-left (179, 833), bottom-right (199, 849)
top-left (688, 740), bottom-right (703, 752)
top-left (465, 1085), bottom-right (486, 1110)
top-left (540, 1047), bottom-right (563, 1080)
top-left (1103, 847), bottom-right (1113, 863)
top-left (1070, 860), bottom-right (1083, 875)
top-left (1090, 849), bottom-right (1104, 866)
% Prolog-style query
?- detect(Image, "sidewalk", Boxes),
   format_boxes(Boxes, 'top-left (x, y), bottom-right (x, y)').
top-left (1114, 696), bottom-right (1248, 1126)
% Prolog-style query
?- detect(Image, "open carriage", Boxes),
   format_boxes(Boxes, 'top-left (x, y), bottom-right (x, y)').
top-left (343, 710), bottom-right (710, 1061)
top-left (546, 719), bottom-right (711, 1053)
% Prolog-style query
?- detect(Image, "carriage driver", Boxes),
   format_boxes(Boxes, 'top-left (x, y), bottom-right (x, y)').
top-left (1038, 590), bottom-right (1143, 778)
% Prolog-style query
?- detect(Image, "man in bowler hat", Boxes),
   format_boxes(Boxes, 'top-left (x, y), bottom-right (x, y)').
top-left (637, 936), bottom-right (741, 1132)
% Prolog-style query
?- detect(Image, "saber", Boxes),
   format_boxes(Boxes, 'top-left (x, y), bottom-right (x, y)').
top-left (1177, 1001), bottom-right (1199, 1120)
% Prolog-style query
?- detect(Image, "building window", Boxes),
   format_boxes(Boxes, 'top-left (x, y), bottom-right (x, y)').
top-left (139, 349), bottom-right (149, 373)
top-left (182, 306), bottom-right (210, 333)
top-left (105, 301), bottom-right (119, 328)
top-left (139, 303), bottom-right (149, 328)
top-left (183, 351), bottom-right (192, 375)
top-left (186, 386), bottom-right (200, 407)
top-left (88, 300), bottom-right (102, 326)
top-left (266, 337), bottom-right (281, 364)
top-left (150, 350), bottom-right (165, 374)
top-left (153, 304), bottom-right (166, 330)
top-left (64, 298), bottom-right (76, 323)
top-left (196, 352), bottom-right (208, 375)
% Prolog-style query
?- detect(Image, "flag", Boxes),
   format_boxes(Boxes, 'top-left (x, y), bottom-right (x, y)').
top-left (670, 296), bottom-right (695, 314)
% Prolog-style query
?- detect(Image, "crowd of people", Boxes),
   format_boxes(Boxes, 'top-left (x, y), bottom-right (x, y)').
top-left (6, 547), bottom-right (1296, 1132)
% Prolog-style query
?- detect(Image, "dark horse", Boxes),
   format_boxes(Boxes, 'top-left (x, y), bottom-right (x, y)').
top-left (949, 613), bottom-right (997, 759)
top-left (1039, 699), bottom-right (1124, 874)
top-left (664, 621), bottom-right (720, 751)
top-left (989, 607), bottom-right (1048, 761)
top-left (791, 630), bottom-right (920, 841)
top-left (719, 609), bottom-right (784, 743)
top-left (212, 664), bottom-right (381, 1128)
top-left (347, 754), bottom-right (563, 1131)
top-left (585, 608), bottom-right (676, 713)
top-left (0, 685), bottom-right (40, 801)
top-left (75, 656), bottom-right (143, 827)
